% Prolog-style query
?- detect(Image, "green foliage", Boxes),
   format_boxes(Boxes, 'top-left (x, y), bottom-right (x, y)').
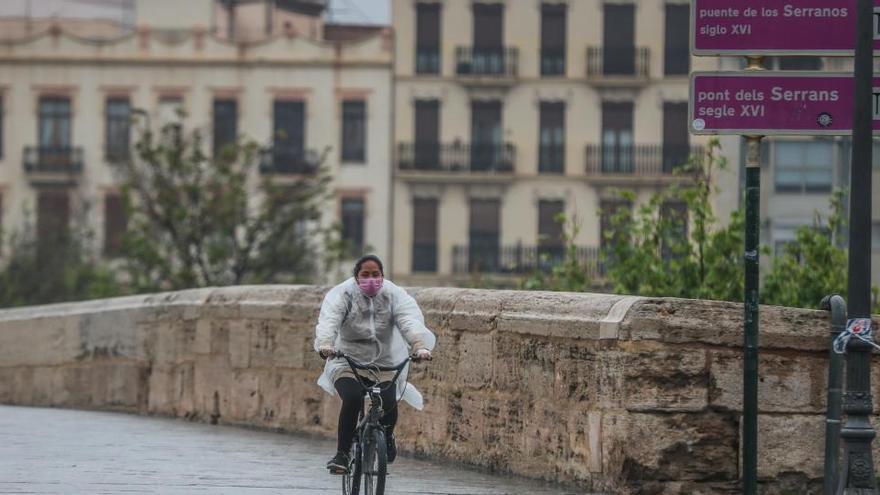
top-left (519, 213), bottom-right (592, 292)
top-left (118, 116), bottom-right (339, 291)
top-left (0, 212), bottom-right (122, 308)
top-left (763, 190), bottom-right (849, 310)
top-left (603, 139), bottom-right (748, 301)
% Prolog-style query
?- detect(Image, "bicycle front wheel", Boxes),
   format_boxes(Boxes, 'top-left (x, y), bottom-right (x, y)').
top-left (362, 427), bottom-right (387, 495)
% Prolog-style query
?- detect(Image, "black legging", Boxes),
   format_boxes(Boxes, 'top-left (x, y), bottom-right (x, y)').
top-left (335, 377), bottom-right (399, 453)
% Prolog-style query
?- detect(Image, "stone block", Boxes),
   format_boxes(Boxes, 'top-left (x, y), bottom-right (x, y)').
top-left (623, 344), bottom-right (708, 412)
top-left (606, 411), bottom-right (739, 482)
top-left (710, 350), bottom-right (825, 413)
top-left (228, 320), bottom-right (250, 369)
top-left (227, 370), bottom-right (261, 421)
top-left (493, 334), bottom-right (557, 396)
top-left (0, 316), bottom-right (80, 366)
top-left (496, 290), bottom-right (621, 339)
top-left (456, 332), bottom-right (493, 388)
top-left (755, 414), bottom-right (823, 479)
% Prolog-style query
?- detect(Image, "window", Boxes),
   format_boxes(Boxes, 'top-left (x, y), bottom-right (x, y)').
top-left (157, 96), bottom-right (183, 128)
top-left (662, 102), bottom-right (690, 172)
top-left (213, 99), bottom-right (237, 156)
top-left (664, 4), bottom-right (690, 75)
top-left (39, 97), bottom-right (72, 149)
top-left (538, 200), bottom-right (564, 263)
top-left (414, 100), bottom-right (440, 169)
top-left (469, 199), bottom-right (501, 273)
top-left (104, 193), bottom-right (127, 256)
top-left (416, 3), bottom-right (441, 74)
top-left (601, 102), bottom-right (634, 172)
top-left (471, 3), bottom-right (504, 75)
top-left (37, 190), bottom-right (70, 253)
top-left (603, 4), bottom-right (635, 75)
top-left (773, 141), bottom-right (834, 193)
top-left (471, 100), bottom-right (503, 171)
top-left (341, 198), bottom-right (365, 255)
top-left (412, 198), bottom-right (438, 272)
top-left (341, 100), bottom-right (366, 163)
top-left (272, 100), bottom-right (307, 172)
top-left (540, 4), bottom-right (566, 76)
top-left (105, 97), bottom-right (130, 162)
top-left (539, 102), bottom-right (565, 173)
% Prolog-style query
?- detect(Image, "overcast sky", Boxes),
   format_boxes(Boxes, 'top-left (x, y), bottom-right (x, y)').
top-left (0, 0), bottom-right (391, 25)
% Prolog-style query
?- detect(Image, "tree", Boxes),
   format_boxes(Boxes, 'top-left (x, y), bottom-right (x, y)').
top-left (118, 116), bottom-right (340, 292)
top-left (603, 139), bottom-right (747, 301)
top-left (762, 189), bottom-right (849, 309)
top-left (0, 208), bottom-right (121, 308)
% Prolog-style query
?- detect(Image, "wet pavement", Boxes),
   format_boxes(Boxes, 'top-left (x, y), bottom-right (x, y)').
top-left (0, 405), bottom-right (582, 494)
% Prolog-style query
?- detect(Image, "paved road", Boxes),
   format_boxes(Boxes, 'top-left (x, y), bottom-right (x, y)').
top-left (0, 405), bottom-right (581, 495)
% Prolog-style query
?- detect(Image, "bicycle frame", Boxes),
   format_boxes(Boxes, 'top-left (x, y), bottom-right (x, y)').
top-left (334, 352), bottom-right (425, 495)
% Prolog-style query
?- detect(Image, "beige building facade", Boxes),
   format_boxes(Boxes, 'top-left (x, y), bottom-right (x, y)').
top-left (390, 0), bottom-right (731, 285)
top-left (0, 0), bottom-right (392, 281)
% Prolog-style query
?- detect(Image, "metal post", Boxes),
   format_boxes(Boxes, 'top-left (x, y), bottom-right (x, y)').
top-left (821, 294), bottom-right (846, 495)
top-left (836, 0), bottom-right (877, 491)
top-left (743, 133), bottom-right (762, 495)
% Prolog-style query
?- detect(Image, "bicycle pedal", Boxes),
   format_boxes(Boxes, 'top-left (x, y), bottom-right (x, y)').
top-left (328, 467), bottom-right (348, 475)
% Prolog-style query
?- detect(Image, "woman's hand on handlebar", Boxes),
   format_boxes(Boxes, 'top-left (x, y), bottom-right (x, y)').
top-left (413, 348), bottom-right (433, 362)
top-left (319, 346), bottom-right (337, 359)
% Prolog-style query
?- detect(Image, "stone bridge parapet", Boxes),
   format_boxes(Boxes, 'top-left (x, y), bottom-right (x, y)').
top-left (0, 286), bottom-right (871, 493)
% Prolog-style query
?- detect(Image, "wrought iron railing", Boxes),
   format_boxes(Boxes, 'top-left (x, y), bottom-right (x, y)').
top-left (23, 146), bottom-right (84, 173)
top-left (538, 144), bottom-right (565, 173)
top-left (452, 244), bottom-right (602, 276)
top-left (585, 144), bottom-right (704, 175)
top-left (455, 46), bottom-right (519, 77)
top-left (397, 142), bottom-right (516, 173)
top-left (259, 146), bottom-right (320, 174)
top-left (586, 46), bottom-right (650, 78)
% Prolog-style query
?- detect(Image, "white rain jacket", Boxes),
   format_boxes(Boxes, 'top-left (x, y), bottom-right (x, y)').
top-left (313, 278), bottom-right (437, 410)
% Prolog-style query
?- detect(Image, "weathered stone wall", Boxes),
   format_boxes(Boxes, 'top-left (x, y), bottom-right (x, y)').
top-left (0, 286), bottom-right (870, 493)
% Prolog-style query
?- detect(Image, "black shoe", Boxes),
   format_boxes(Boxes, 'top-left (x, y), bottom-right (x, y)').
top-left (327, 451), bottom-right (350, 474)
top-left (386, 433), bottom-right (397, 463)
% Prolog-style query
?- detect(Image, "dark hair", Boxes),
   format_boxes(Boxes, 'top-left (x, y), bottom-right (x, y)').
top-left (353, 254), bottom-right (384, 279)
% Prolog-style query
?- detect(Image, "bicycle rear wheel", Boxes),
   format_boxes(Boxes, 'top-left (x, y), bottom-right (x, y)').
top-left (362, 427), bottom-right (387, 495)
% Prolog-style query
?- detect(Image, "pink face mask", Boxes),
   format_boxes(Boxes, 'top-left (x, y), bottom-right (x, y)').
top-left (358, 277), bottom-right (384, 297)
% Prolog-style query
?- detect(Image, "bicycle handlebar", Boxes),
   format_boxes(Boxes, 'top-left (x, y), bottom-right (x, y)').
top-left (332, 352), bottom-right (430, 372)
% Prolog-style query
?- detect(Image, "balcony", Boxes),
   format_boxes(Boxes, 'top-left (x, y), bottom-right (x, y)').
top-left (584, 144), bottom-right (704, 185)
top-left (397, 142), bottom-right (516, 182)
top-left (455, 46), bottom-right (518, 87)
top-left (452, 244), bottom-right (602, 277)
top-left (411, 242), bottom-right (438, 273)
top-left (586, 46), bottom-right (650, 86)
top-left (23, 146), bottom-right (84, 184)
top-left (259, 146), bottom-right (320, 175)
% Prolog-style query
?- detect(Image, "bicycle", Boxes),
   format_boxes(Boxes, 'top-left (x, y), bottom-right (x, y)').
top-left (331, 352), bottom-right (429, 495)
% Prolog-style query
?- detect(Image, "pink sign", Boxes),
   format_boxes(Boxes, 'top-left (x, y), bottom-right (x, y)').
top-left (692, 0), bottom-right (880, 55)
top-left (690, 72), bottom-right (880, 135)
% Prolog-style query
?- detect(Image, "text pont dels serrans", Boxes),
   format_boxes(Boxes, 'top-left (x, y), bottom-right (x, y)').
top-left (697, 88), bottom-right (841, 104)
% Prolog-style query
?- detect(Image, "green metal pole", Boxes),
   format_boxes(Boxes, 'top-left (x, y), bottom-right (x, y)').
top-left (821, 294), bottom-right (846, 495)
top-left (743, 134), bottom-right (762, 495)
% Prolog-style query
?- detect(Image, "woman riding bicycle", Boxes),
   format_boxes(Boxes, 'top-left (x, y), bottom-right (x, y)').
top-left (314, 254), bottom-right (436, 474)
